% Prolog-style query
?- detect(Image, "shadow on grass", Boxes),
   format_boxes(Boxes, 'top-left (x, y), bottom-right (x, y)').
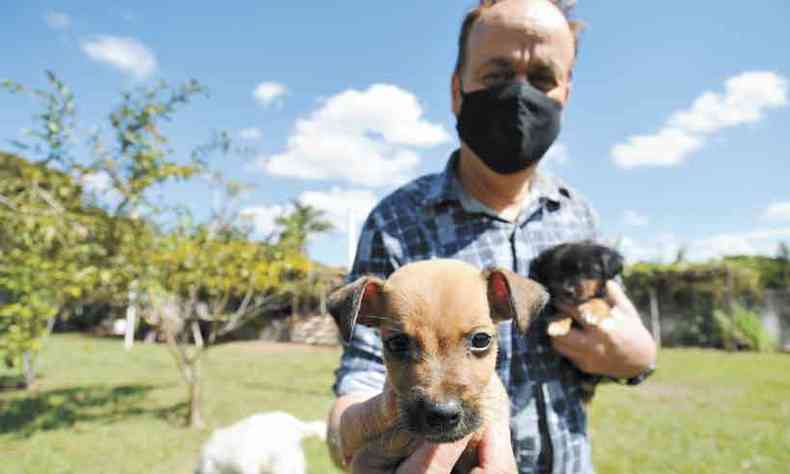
top-left (0, 383), bottom-right (186, 437)
top-left (0, 375), bottom-right (26, 392)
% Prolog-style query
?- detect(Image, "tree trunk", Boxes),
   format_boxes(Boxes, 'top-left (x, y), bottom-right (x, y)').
top-left (186, 362), bottom-right (205, 429)
top-left (649, 288), bottom-right (662, 348)
top-left (22, 351), bottom-right (36, 389)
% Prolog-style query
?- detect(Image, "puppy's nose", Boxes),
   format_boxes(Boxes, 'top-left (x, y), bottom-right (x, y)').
top-left (423, 399), bottom-right (462, 430)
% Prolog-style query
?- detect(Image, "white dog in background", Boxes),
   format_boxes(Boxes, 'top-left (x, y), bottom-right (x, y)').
top-left (195, 411), bottom-right (327, 474)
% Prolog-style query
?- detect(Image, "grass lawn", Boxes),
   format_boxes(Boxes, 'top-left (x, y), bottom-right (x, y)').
top-left (1, 334), bottom-right (788, 473)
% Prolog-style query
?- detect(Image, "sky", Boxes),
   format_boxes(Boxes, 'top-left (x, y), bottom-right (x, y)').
top-left (2, 0), bottom-right (790, 268)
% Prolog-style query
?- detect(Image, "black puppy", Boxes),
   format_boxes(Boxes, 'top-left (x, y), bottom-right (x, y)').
top-left (529, 241), bottom-right (624, 402)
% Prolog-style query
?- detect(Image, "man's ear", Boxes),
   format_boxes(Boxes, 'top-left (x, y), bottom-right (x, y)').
top-left (484, 268), bottom-right (549, 334)
top-left (327, 276), bottom-right (386, 344)
top-left (451, 73), bottom-right (462, 117)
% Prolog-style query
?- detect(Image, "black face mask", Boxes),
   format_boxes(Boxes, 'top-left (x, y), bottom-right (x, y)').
top-left (456, 81), bottom-right (562, 174)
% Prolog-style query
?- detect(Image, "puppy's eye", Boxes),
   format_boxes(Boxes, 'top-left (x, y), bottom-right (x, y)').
top-left (384, 334), bottom-right (411, 354)
top-left (470, 332), bottom-right (493, 352)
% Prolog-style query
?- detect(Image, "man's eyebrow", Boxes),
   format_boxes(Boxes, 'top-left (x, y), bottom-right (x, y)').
top-left (530, 57), bottom-right (566, 77)
top-left (474, 57), bottom-right (514, 75)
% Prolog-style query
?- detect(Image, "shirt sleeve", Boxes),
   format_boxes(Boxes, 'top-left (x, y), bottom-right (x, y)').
top-left (332, 213), bottom-right (398, 397)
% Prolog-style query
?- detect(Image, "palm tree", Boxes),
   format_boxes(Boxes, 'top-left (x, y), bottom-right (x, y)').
top-left (275, 202), bottom-right (333, 316)
top-left (275, 201), bottom-right (333, 255)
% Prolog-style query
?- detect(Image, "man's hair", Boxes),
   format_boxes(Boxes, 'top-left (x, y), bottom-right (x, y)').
top-left (453, 0), bottom-right (584, 76)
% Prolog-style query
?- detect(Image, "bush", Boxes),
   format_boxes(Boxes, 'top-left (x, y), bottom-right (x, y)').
top-left (714, 304), bottom-right (776, 352)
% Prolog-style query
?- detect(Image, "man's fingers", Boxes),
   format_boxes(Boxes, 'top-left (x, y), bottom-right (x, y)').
top-left (604, 280), bottom-right (638, 316)
top-left (396, 436), bottom-right (473, 474)
top-left (552, 301), bottom-right (593, 329)
top-left (551, 327), bottom-right (589, 358)
top-left (477, 424), bottom-right (518, 473)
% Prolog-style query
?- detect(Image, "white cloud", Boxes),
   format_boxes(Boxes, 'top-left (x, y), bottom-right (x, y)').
top-left (81, 172), bottom-right (111, 193)
top-left (253, 82), bottom-right (287, 108)
top-left (261, 83), bottom-right (451, 187)
top-left (616, 228), bottom-right (790, 263)
top-left (81, 36), bottom-right (157, 79)
top-left (45, 11), bottom-right (71, 30)
top-left (297, 187), bottom-right (378, 234)
top-left (239, 205), bottom-right (287, 238)
top-left (762, 202), bottom-right (790, 222)
top-left (80, 171), bottom-right (122, 206)
top-left (669, 72), bottom-right (788, 133)
top-left (543, 143), bottom-right (569, 165)
top-left (615, 233), bottom-right (680, 264)
top-left (238, 127), bottom-right (263, 141)
top-left (612, 128), bottom-right (704, 168)
top-left (612, 71), bottom-right (788, 168)
top-left (623, 210), bottom-right (649, 227)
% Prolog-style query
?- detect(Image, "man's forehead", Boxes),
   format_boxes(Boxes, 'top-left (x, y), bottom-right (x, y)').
top-left (467, 0), bottom-right (575, 64)
top-left (480, 0), bottom-right (570, 34)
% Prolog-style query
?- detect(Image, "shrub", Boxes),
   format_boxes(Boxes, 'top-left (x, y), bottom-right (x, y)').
top-left (713, 304), bottom-right (776, 352)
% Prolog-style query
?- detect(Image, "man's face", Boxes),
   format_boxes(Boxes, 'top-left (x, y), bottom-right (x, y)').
top-left (452, 0), bottom-right (576, 116)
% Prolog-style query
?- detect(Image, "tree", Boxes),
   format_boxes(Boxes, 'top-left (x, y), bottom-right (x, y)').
top-left (1, 72), bottom-right (206, 388)
top-left (139, 172), bottom-right (310, 428)
top-left (274, 201), bottom-right (333, 315)
top-left (778, 242), bottom-right (790, 287)
top-left (275, 201), bottom-right (333, 254)
top-left (1, 71), bottom-right (319, 429)
top-left (0, 72), bottom-right (105, 387)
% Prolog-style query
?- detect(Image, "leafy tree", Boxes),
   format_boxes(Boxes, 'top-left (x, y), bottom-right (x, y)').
top-left (0, 72), bottom-right (103, 387)
top-left (274, 201), bottom-right (333, 315)
top-left (1, 72), bottom-right (323, 430)
top-left (139, 170), bottom-right (309, 427)
top-left (778, 242), bottom-right (790, 286)
top-left (1, 72), bottom-right (206, 387)
top-left (275, 200), bottom-right (333, 254)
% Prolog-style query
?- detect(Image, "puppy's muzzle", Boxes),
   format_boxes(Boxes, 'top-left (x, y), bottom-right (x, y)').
top-left (422, 398), bottom-right (462, 431)
top-left (405, 397), bottom-right (479, 442)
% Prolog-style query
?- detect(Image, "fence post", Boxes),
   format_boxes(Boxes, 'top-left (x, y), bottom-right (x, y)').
top-left (124, 287), bottom-right (137, 351)
top-left (649, 287), bottom-right (662, 348)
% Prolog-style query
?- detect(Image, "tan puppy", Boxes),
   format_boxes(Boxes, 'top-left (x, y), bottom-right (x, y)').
top-left (328, 259), bottom-right (548, 472)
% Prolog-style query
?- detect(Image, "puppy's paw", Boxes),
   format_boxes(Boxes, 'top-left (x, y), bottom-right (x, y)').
top-left (579, 299), bottom-right (610, 326)
top-left (547, 318), bottom-right (572, 336)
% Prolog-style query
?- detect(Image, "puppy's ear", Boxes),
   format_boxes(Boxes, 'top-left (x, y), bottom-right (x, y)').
top-left (528, 249), bottom-right (550, 284)
top-left (484, 268), bottom-right (549, 334)
top-left (327, 276), bottom-right (386, 344)
top-left (599, 247), bottom-right (624, 280)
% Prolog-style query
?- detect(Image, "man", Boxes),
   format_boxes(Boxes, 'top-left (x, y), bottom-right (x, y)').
top-left (328, 0), bottom-right (657, 472)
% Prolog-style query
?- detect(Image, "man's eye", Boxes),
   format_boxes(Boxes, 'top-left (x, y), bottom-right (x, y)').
top-left (482, 71), bottom-right (513, 85)
top-left (530, 76), bottom-right (556, 91)
top-left (384, 334), bottom-right (411, 353)
top-left (470, 332), bottom-right (493, 351)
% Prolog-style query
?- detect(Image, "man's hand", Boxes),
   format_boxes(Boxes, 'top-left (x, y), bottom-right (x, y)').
top-left (329, 381), bottom-right (517, 473)
top-left (351, 435), bottom-right (472, 474)
top-left (469, 421), bottom-right (518, 474)
top-left (349, 422), bottom-right (517, 474)
top-left (550, 280), bottom-right (657, 379)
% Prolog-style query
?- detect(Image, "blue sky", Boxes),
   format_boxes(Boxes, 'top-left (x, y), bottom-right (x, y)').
top-left (2, 0), bottom-right (789, 268)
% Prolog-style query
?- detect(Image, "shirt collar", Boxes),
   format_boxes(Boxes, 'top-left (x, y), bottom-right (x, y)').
top-left (425, 149), bottom-right (566, 210)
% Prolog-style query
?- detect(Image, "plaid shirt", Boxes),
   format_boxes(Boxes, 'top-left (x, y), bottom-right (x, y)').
top-left (334, 151), bottom-right (599, 473)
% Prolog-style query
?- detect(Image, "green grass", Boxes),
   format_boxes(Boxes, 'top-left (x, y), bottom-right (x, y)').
top-left (1, 335), bottom-right (788, 473)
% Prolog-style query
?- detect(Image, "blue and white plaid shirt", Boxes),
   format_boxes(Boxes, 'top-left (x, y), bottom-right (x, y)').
top-left (334, 151), bottom-right (599, 473)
